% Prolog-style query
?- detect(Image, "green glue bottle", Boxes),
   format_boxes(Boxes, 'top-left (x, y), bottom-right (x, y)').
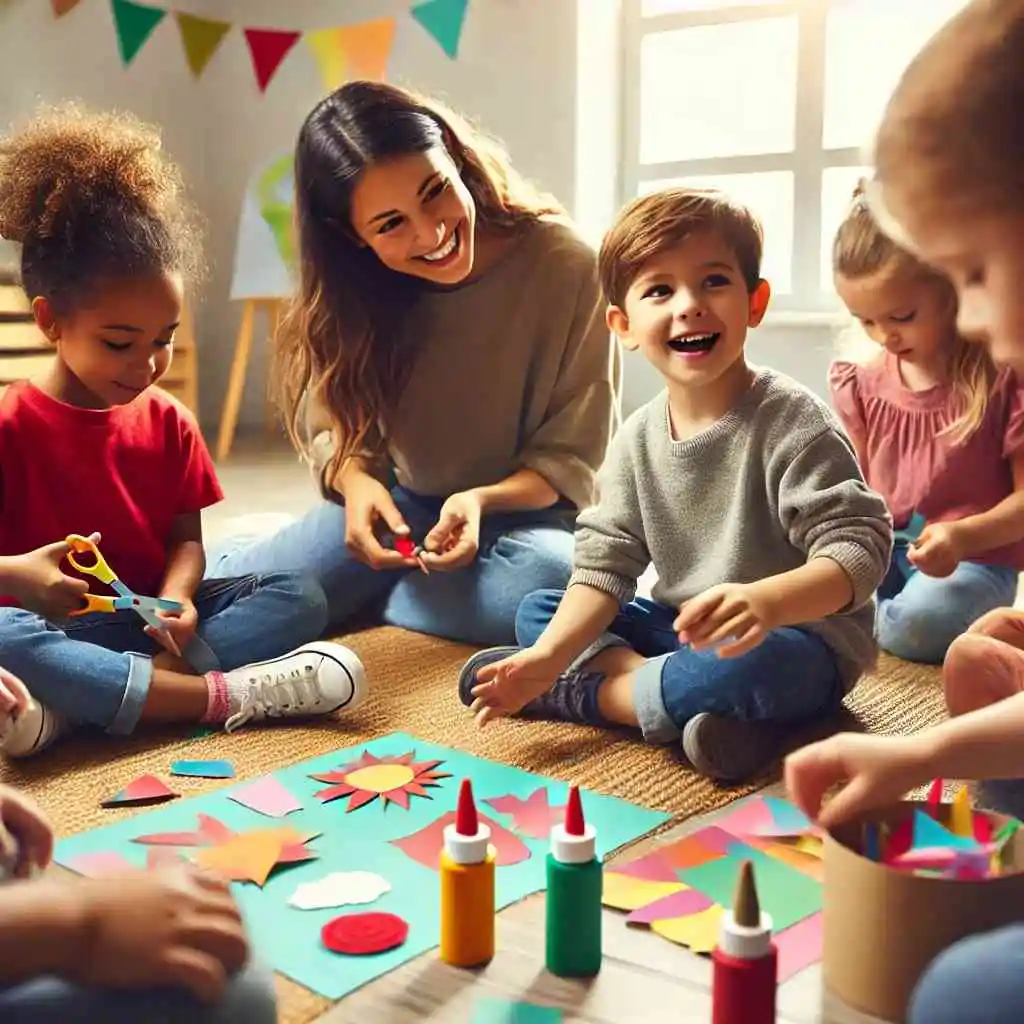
top-left (545, 784), bottom-right (602, 977)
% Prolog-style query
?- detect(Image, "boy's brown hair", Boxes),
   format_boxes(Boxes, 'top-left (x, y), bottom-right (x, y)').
top-left (874, 0), bottom-right (1024, 217)
top-left (598, 188), bottom-right (763, 308)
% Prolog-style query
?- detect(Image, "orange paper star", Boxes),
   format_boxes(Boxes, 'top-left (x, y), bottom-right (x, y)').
top-left (312, 750), bottom-right (451, 812)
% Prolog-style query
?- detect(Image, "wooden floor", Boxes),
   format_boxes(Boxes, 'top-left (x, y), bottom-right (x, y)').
top-left (317, 783), bottom-right (889, 1024)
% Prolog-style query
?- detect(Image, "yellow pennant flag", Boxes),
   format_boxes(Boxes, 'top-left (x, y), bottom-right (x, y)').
top-left (175, 12), bottom-right (231, 79)
top-left (306, 17), bottom-right (397, 93)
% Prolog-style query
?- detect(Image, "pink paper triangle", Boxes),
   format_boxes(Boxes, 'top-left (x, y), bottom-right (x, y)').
top-left (229, 775), bottom-right (302, 818)
top-left (103, 774), bottom-right (177, 807)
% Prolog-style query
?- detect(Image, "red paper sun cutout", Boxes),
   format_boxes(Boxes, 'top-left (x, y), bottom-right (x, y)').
top-left (311, 750), bottom-right (451, 812)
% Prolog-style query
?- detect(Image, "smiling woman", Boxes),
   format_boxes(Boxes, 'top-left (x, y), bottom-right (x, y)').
top-left (209, 81), bottom-right (622, 648)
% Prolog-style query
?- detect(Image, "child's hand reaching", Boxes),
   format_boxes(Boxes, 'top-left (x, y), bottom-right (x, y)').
top-left (63, 864), bottom-right (248, 1003)
top-left (784, 732), bottom-right (930, 828)
top-left (0, 783), bottom-right (53, 878)
top-left (908, 521), bottom-right (963, 577)
top-left (674, 582), bottom-right (773, 657)
top-left (466, 646), bottom-right (563, 726)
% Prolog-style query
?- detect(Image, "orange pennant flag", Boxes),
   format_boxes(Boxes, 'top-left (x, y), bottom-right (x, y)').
top-left (306, 17), bottom-right (396, 93)
top-left (51, 0), bottom-right (82, 15)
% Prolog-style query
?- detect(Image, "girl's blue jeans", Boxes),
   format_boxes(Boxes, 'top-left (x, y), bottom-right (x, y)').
top-left (206, 488), bottom-right (576, 647)
top-left (515, 589), bottom-right (844, 741)
top-left (0, 572), bottom-right (327, 734)
top-left (877, 545), bottom-right (1018, 664)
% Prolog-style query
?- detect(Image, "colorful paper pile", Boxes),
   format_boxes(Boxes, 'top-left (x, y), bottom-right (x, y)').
top-left (863, 781), bottom-right (1020, 880)
top-left (602, 795), bottom-right (825, 981)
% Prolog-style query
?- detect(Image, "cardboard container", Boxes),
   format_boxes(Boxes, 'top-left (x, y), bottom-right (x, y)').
top-left (823, 800), bottom-right (1024, 1023)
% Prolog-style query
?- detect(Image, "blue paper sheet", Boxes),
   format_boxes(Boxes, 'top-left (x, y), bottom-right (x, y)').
top-left (55, 732), bottom-right (668, 1000)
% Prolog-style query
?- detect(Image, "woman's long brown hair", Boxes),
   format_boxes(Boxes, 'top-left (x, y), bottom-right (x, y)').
top-left (274, 81), bottom-right (564, 488)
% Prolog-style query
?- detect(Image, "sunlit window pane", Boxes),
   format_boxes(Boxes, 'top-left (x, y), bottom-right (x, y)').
top-left (643, 0), bottom-right (783, 12)
top-left (820, 166), bottom-right (872, 290)
top-left (639, 18), bottom-right (797, 164)
top-left (638, 171), bottom-right (794, 293)
top-left (823, 0), bottom-right (971, 152)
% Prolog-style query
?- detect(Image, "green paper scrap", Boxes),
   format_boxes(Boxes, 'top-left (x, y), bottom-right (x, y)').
top-left (994, 819), bottom-right (1020, 846)
top-left (411, 0), bottom-right (470, 59)
top-left (678, 843), bottom-right (822, 932)
top-left (53, 732), bottom-right (668, 1001)
top-left (111, 0), bottom-right (167, 66)
top-left (473, 998), bottom-right (563, 1024)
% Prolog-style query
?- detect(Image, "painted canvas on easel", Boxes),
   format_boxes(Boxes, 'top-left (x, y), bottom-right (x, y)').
top-left (230, 150), bottom-right (295, 300)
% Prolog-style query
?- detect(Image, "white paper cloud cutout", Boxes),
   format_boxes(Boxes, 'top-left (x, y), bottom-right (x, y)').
top-left (288, 871), bottom-right (391, 911)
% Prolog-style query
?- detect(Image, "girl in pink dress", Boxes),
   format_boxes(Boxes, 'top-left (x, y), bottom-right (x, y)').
top-left (828, 185), bottom-right (1024, 664)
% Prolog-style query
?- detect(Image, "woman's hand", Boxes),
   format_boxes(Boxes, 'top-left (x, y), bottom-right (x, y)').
top-left (340, 471), bottom-right (419, 571)
top-left (421, 491), bottom-right (483, 572)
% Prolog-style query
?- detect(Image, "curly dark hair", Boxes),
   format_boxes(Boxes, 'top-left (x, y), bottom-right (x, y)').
top-left (0, 102), bottom-right (203, 314)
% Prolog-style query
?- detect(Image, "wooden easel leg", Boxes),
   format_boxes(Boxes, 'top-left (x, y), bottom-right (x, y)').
top-left (215, 299), bottom-right (256, 461)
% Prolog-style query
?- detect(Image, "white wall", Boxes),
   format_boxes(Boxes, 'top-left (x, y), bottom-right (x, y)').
top-left (0, 0), bottom-right (581, 432)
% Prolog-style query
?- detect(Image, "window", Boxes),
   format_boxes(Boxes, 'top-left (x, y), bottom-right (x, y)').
top-left (616, 0), bottom-right (970, 314)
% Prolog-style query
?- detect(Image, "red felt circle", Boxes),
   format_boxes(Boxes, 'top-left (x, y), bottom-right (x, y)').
top-left (393, 537), bottom-right (415, 558)
top-left (321, 911), bottom-right (409, 956)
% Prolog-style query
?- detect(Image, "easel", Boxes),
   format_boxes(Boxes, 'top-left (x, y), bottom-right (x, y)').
top-left (215, 296), bottom-right (286, 461)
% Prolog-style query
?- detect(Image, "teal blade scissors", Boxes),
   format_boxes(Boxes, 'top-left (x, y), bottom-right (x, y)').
top-left (64, 534), bottom-right (183, 646)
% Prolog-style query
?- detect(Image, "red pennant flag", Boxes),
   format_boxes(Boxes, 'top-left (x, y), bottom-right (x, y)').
top-left (51, 0), bottom-right (82, 16)
top-left (244, 27), bottom-right (301, 93)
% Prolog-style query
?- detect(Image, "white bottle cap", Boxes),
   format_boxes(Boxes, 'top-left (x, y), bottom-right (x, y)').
top-left (550, 821), bottom-right (597, 864)
top-left (718, 908), bottom-right (773, 959)
top-left (443, 821), bottom-right (491, 865)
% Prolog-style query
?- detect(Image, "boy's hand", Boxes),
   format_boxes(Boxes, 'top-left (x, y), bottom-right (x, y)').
top-left (908, 522), bottom-right (963, 577)
top-left (467, 646), bottom-right (564, 726)
top-left (0, 784), bottom-right (53, 877)
top-left (66, 865), bottom-right (248, 1004)
top-left (784, 732), bottom-right (929, 828)
top-left (674, 582), bottom-right (773, 657)
top-left (146, 597), bottom-right (197, 659)
top-left (421, 490), bottom-right (483, 572)
top-left (2, 538), bottom-right (97, 619)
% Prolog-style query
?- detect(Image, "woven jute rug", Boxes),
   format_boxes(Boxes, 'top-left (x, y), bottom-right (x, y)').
top-left (0, 627), bottom-right (946, 1023)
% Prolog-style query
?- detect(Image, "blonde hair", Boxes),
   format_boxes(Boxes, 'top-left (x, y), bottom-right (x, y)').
top-left (874, 0), bottom-right (1024, 219)
top-left (273, 81), bottom-right (564, 484)
top-left (833, 184), bottom-right (995, 444)
top-left (599, 187), bottom-right (763, 307)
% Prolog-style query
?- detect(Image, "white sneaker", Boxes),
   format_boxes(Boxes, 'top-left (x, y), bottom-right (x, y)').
top-left (0, 700), bottom-right (70, 758)
top-left (224, 642), bottom-right (367, 733)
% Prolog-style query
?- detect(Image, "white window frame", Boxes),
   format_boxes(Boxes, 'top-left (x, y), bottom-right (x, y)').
top-left (617, 0), bottom-right (870, 318)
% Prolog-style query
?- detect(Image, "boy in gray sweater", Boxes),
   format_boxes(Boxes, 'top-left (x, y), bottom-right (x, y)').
top-left (459, 187), bottom-right (893, 782)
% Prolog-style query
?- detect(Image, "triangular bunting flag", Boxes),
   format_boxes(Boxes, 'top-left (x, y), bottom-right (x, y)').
top-left (175, 12), bottom-right (231, 79)
top-left (244, 27), bottom-right (301, 93)
top-left (110, 0), bottom-right (167, 67)
top-left (411, 0), bottom-right (469, 59)
top-left (306, 17), bottom-right (397, 93)
top-left (51, 0), bottom-right (83, 16)
top-left (101, 774), bottom-right (178, 808)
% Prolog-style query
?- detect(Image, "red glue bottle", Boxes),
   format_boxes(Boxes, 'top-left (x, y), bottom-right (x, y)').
top-left (711, 859), bottom-right (776, 1024)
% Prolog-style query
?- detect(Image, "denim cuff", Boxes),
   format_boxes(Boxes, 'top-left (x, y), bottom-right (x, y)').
top-left (632, 652), bottom-right (680, 743)
top-left (569, 632), bottom-right (630, 671)
top-left (107, 653), bottom-right (154, 736)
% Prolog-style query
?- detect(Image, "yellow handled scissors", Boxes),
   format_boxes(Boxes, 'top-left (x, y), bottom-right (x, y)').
top-left (64, 534), bottom-right (182, 631)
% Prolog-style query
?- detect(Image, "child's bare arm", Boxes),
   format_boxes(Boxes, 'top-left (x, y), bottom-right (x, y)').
top-left (159, 512), bottom-right (205, 604)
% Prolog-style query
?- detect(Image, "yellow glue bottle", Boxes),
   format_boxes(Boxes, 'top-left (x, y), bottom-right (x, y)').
top-left (439, 778), bottom-right (495, 967)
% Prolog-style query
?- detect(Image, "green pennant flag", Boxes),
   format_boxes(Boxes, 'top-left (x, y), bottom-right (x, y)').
top-left (411, 0), bottom-right (469, 59)
top-left (110, 0), bottom-right (167, 67)
top-left (175, 12), bottom-right (231, 78)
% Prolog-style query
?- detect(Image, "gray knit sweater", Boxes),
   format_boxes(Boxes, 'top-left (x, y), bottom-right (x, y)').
top-left (569, 368), bottom-right (893, 688)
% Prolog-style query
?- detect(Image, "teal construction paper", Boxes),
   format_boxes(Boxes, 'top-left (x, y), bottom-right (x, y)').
top-left (55, 732), bottom-right (668, 1000)
top-left (473, 997), bottom-right (563, 1023)
top-left (170, 759), bottom-right (235, 778)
